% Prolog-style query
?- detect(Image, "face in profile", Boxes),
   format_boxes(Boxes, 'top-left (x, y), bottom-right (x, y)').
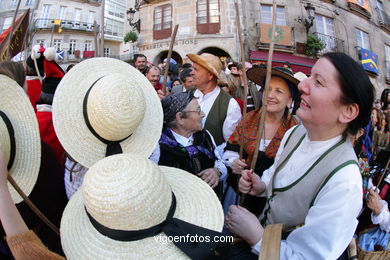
top-left (180, 99), bottom-right (205, 133)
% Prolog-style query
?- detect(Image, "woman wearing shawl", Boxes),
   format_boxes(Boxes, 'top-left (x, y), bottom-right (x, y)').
top-left (222, 67), bottom-right (299, 216)
top-left (150, 92), bottom-right (227, 194)
top-left (225, 53), bottom-right (374, 259)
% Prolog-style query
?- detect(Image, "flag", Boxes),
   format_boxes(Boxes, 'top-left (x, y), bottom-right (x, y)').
top-left (56, 50), bottom-right (64, 60)
top-left (347, 0), bottom-right (371, 12)
top-left (360, 48), bottom-right (378, 75)
top-left (0, 9), bottom-right (30, 61)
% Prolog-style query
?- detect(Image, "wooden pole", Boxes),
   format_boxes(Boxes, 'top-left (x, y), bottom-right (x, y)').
top-left (234, 2), bottom-right (249, 205)
top-left (49, 21), bottom-right (55, 47)
top-left (93, 20), bottom-right (99, 57)
top-left (6, 0), bottom-right (22, 60)
top-left (161, 24), bottom-right (179, 95)
top-left (250, 0), bottom-right (277, 169)
top-left (375, 157), bottom-right (390, 193)
top-left (7, 174), bottom-right (60, 235)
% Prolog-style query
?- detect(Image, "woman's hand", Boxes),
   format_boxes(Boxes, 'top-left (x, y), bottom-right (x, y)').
top-left (239, 169), bottom-right (265, 196)
top-left (231, 159), bottom-right (248, 174)
top-left (198, 168), bottom-right (220, 188)
top-left (226, 205), bottom-right (263, 246)
top-left (0, 152), bottom-right (8, 191)
top-left (367, 188), bottom-right (383, 215)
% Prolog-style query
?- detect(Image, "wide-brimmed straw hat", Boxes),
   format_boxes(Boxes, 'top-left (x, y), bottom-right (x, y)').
top-left (60, 153), bottom-right (224, 259)
top-left (0, 75), bottom-right (41, 203)
top-left (247, 66), bottom-right (300, 99)
top-left (52, 58), bottom-right (163, 168)
top-left (187, 53), bottom-right (222, 79)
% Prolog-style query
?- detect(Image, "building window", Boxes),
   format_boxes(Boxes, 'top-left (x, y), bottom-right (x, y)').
top-left (260, 4), bottom-right (285, 25)
top-left (9, 0), bottom-right (17, 8)
top-left (69, 39), bottom-right (76, 55)
top-left (356, 28), bottom-right (370, 49)
top-left (153, 4), bottom-right (172, 40)
top-left (104, 18), bottom-right (124, 37)
top-left (84, 40), bottom-right (92, 51)
top-left (88, 11), bottom-right (95, 25)
top-left (25, 0), bottom-right (33, 6)
top-left (36, 39), bottom-right (45, 47)
top-left (57, 6), bottom-right (66, 20)
top-left (73, 8), bottom-right (81, 22)
top-left (197, 0), bottom-right (220, 34)
top-left (39, 4), bottom-right (51, 28)
top-left (386, 45), bottom-right (390, 79)
top-left (315, 14), bottom-right (335, 52)
top-left (103, 47), bottom-right (110, 57)
top-left (53, 39), bottom-right (61, 51)
top-left (106, 2), bottom-right (125, 19)
top-left (2, 17), bottom-right (13, 32)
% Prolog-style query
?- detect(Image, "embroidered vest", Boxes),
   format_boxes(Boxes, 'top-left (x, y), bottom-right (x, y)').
top-left (260, 125), bottom-right (358, 229)
top-left (204, 90), bottom-right (231, 146)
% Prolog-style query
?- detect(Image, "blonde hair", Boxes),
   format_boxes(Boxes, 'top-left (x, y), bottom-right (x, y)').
top-left (218, 72), bottom-right (239, 96)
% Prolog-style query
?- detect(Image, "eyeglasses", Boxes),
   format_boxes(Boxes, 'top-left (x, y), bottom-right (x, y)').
top-left (182, 107), bottom-right (202, 115)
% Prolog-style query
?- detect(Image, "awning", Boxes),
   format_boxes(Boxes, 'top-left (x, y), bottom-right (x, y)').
top-left (250, 51), bottom-right (317, 75)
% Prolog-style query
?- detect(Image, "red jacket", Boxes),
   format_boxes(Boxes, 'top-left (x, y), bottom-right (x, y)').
top-left (36, 110), bottom-right (65, 164)
top-left (26, 77), bottom-right (42, 111)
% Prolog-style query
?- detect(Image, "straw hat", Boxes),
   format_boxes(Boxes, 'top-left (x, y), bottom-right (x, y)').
top-left (293, 71), bottom-right (308, 82)
top-left (60, 153), bottom-right (224, 259)
top-left (0, 75), bottom-right (41, 203)
top-left (52, 58), bottom-right (163, 168)
top-left (187, 53), bottom-right (222, 79)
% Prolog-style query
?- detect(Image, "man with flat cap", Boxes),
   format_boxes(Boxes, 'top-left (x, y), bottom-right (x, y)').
top-left (187, 53), bottom-right (241, 151)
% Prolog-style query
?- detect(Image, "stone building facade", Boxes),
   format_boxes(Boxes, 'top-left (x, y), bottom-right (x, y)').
top-left (136, 0), bottom-right (390, 96)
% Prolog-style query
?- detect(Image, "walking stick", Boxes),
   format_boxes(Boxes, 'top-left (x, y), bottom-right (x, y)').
top-left (7, 174), bottom-right (60, 235)
top-left (234, 2), bottom-right (249, 205)
top-left (162, 24), bottom-right (179, 96)
top-left (374, 157), bottom-right (390, 193)
top-left (239, 0), bottom-right (277, 206)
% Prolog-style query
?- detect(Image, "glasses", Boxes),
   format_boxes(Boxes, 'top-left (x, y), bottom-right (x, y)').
top-left (182, 107), bottom-right (202, 115)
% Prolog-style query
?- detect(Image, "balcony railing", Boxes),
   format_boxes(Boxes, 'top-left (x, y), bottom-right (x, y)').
top-left (376, 7), bottom-right (390, 31)
top-left (313, 32), bottom-right (345, 53)
top-left (33, 19), bottom-right (97, 32)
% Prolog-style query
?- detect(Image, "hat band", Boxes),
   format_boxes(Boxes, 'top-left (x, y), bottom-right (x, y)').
top-left (86, 192), bottom-right (224, 259)
top-left (0, 111), bottom-right (16, 171)
top-left (82, 77), bottom-right (132, 157)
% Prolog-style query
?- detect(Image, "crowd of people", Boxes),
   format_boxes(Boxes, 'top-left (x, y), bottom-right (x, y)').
top-left (0, 44), bottom-right (389, 259)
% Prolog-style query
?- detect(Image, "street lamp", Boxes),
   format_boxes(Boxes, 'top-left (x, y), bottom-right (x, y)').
top-left (127, 8), bottom-right (140, 33)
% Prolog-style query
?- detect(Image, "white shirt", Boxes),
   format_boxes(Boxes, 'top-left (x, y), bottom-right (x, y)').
top-left (371, 200), bottom-right (390, 232)
top-left (251, 126), bottom-right (362, 260)
top-left (222, 139), bottom-right (271, 168)
top-left (193, 87), bottom-right (242, 148)
top-left (64, 158), bottom-right (88, 199)
top-left (150, 130), bottom-right (228, 181)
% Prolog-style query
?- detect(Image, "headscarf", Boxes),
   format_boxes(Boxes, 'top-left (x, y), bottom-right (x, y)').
top-left (161, 92), bottom-right (194, 124)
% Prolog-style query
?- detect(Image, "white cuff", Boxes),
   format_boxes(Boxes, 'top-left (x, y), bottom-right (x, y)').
top-left (251, 239), bottom-right (262, 255)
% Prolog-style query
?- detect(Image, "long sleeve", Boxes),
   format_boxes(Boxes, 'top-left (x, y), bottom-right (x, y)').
top-left (206, 130), bottom-right (228, 181)
top-left (253, 165), bottom-right (362, 259)
top-left (371, 200), bottom-right (390, 232)
top-left (222, 98), bottom-right (242, 142)
top-left (6, 230), bottom-right (65, 260)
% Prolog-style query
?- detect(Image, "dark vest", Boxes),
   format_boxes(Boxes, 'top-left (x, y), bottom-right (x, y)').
top-left (204, 89), bottom-right (231, 146)
top-left (158, 130), bottom-right (215, 175)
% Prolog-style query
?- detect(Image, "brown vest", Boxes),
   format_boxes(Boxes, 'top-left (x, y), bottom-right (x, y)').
top-left (204, 89), bottom-right (231, 146)
top-left (260, 125), bottom-right (358, 230)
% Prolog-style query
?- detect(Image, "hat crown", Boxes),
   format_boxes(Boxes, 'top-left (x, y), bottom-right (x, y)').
top-left (199, 53), bottom-right (222, 76)
top-left (87, 74), bottom-right (146, 141)
top-left (83, 154), bottom-right (172, 230)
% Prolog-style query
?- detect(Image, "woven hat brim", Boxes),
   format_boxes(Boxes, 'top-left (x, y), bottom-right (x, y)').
top-left (246, 67), bottom-right (300, 88)
top-left (0, 75), bottom-right (41, 203)
top-left (52, 58), bottom-right (163, 168)
top-left (60, 166), bottom-right (224, 260)
top-left (187, 54), bottom-right (219, 79)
